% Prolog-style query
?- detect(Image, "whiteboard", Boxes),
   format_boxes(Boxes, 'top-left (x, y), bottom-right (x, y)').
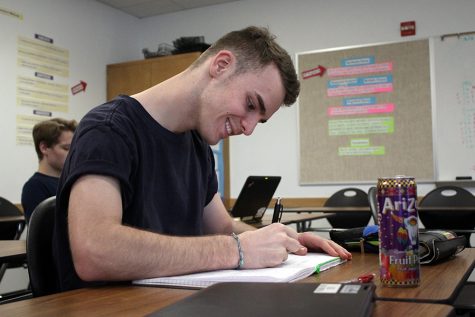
top-left (433, 35), bottom-right (475, 180)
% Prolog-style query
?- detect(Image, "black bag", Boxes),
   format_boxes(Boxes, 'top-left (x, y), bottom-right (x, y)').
top-left (330, 226), bottom-right (466, 265)
top-left (419, 230), bottom-right (466, 264)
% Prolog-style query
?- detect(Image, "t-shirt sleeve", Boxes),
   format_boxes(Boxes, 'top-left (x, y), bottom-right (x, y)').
top-left (60, 124), bottom-right (135, 206)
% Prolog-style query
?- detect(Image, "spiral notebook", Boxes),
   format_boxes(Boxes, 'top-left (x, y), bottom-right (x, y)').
top-left (148, 282), bottom-right (375, 317)
top-left (133, 253), bottom-right (345, 289)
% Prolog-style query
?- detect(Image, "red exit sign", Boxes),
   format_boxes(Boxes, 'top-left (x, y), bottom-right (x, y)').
top-left (401, 21), bottom-right (416, 36)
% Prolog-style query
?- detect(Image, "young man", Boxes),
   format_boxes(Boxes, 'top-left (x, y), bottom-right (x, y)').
top-left (21, 118), bottom-right (77, 222)
top-left (53, 26), bottom-right (351, 292)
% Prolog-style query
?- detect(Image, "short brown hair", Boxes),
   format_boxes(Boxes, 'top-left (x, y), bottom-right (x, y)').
top-left (193, 26), bottom-right (300, 106)
top-left (33, 118), bottom-right (78, 160)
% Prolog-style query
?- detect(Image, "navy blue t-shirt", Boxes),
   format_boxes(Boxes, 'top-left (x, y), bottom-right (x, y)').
top-left (21, 172), bottom-right (58, 223)
top-left (52, 95), bottom-right (218, 291)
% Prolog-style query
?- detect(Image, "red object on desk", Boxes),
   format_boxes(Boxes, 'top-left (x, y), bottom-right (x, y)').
top-left (341, 272), bottom-right (375, 284)
top-left (358, 273), bottom-right (376, 283)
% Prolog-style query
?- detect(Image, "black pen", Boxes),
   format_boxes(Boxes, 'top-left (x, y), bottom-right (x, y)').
top-left (272, 197), bottom-right (283, 223)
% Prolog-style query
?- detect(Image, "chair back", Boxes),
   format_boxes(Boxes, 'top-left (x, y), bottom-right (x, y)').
top-left (367, 187), bottom-right (378, 224)
top-left (26, 196), bottom-right (59, 297)
top-left (419, 186), bottom-right (475, 246)
top-left (0, 196), bottom-right (25, 240)
top-left (0, 196), bottom-right (26, 282)
top-left (324, 188), bottom-right (371, 228)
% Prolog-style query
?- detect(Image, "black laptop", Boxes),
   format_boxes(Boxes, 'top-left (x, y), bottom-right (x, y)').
top-left (230, 176), bottom-right (281, 223)
top-left (148, 282), bottom-right (375, 317)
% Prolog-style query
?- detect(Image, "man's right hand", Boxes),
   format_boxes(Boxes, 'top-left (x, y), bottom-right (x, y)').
top-left (237, 223), bottom-right (306, 269)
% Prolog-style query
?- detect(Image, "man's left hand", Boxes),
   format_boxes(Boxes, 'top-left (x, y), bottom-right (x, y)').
top-left (294, 232), bottom-right (352, 260)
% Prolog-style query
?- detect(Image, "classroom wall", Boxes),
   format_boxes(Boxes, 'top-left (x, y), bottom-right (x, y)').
top-left (0, 0), bottom-right (141, 203)
top-left (137, 0), bottom-right (475, 198)
top-left (1, 0), bottom-right (474, 294)
top-left (2, 0), bottom-right (475, 205)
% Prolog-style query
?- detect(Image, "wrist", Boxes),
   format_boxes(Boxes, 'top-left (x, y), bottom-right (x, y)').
top-left (231, 233), bottom-right (244, 269)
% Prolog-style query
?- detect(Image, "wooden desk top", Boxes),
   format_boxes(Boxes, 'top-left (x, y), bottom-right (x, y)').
top-left (239, 212), bottom-right (331, 232)
top-left (418, 206), bottom-right (475, 212)
top-left (0, 240), bottom-right (26, 262)
top-left (374, 301), bottom-right (453, 317)
top-left (284, 206), bottom-right (370, 213)
top-left (284, 206), bottom-right (475, 213)
top-left (0, 215), bottom-right (25, 223)
top-left (307, 248), bottom-right (475, 304)
top-left (0, 237), bottom-right (470, 316)
top-left (0, 285), bottom-right (454, 317)
top-left (258, 211), bottom-right (331, 227)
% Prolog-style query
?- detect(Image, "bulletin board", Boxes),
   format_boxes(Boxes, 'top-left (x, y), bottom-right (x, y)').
top-left (297, 39), bottom-right (434, 184)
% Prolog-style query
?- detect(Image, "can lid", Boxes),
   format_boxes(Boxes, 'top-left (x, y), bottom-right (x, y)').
top-left (378, 175), bottom-right (415, 180)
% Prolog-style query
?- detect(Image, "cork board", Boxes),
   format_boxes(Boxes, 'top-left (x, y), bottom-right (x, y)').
top-left (297, 39), bottom-right (433, 184)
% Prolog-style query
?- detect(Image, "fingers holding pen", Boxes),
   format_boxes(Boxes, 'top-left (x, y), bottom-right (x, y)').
top-left (267, 223), bottom-right (306, 253)
top-left (238, 223), bottom-right (303, 268)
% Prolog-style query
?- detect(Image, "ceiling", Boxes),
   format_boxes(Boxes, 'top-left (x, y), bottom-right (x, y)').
top-left (95, 0), bottom-right (241, 18)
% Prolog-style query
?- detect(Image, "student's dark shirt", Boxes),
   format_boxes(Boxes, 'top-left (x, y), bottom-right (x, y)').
top-left (21, 172), bottom-right (59, 223)
top-left (52, 95), bottom-right (217, 292)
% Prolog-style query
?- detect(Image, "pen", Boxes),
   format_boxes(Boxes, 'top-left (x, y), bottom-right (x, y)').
top-left (272, 197), bottom-right (283, 223)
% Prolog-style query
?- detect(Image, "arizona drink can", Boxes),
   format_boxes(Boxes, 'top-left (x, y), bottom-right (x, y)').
top-left (377, 176), bottom-right (420, 287)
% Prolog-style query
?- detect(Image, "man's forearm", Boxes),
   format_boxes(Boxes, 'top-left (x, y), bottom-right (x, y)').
top-left (71, 224), bottom-right (240, 282)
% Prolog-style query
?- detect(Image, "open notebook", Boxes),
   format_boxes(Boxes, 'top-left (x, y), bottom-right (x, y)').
top-left (133, 253), bottom-right (345, 289)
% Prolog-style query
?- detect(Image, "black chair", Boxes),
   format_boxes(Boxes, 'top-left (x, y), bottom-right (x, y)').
top-left (307, 188), bottom-right (371, 231)
top-left (367, 187), bottom-right (378, 224)
top-left (0, 197), bottom-right (26, 283)
top-left (0, 196), bottom-right (25, 240)
top-left (26, 196), bottom-right (59, 297)
top-left (418, 186), bottom-right (475, 247)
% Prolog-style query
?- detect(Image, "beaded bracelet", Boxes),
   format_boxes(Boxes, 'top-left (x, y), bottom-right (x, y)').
top-left (231, 232), bottom-right (244, 269)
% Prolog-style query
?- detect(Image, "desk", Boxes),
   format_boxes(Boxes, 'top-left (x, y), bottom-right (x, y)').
top-left (0, 215), bottom-right (26, 242)
top-left (0, 240), bottom-right (26, 262)
top-left (308, 248), bottom-right (475, 304)
top-left (285, 206), bottom-right (475, 233)
top-left (374, 301), bottom-right (453, 317)
top-left (285, 206), bottom-right (475, 213)
top-left (418, 206), bottom-right (475, 212)
top-left (0, 216), bottom-right (25, 223)
top-left (0, 284), bottom-right (454, 317)
top-left (284, 206), bottom-right (370, 213)
top-left (0, 250), bottom-right (470, 316)
top-left (282, 206), bottom-right (371, 231)
top-left (256, 212), bottom-right (332, 232)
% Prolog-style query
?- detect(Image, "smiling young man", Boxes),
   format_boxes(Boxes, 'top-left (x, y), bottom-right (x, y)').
top-left (21, 118), bottom-right (77, 223)
top-left (52, 26), bottom-right (351, 292)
